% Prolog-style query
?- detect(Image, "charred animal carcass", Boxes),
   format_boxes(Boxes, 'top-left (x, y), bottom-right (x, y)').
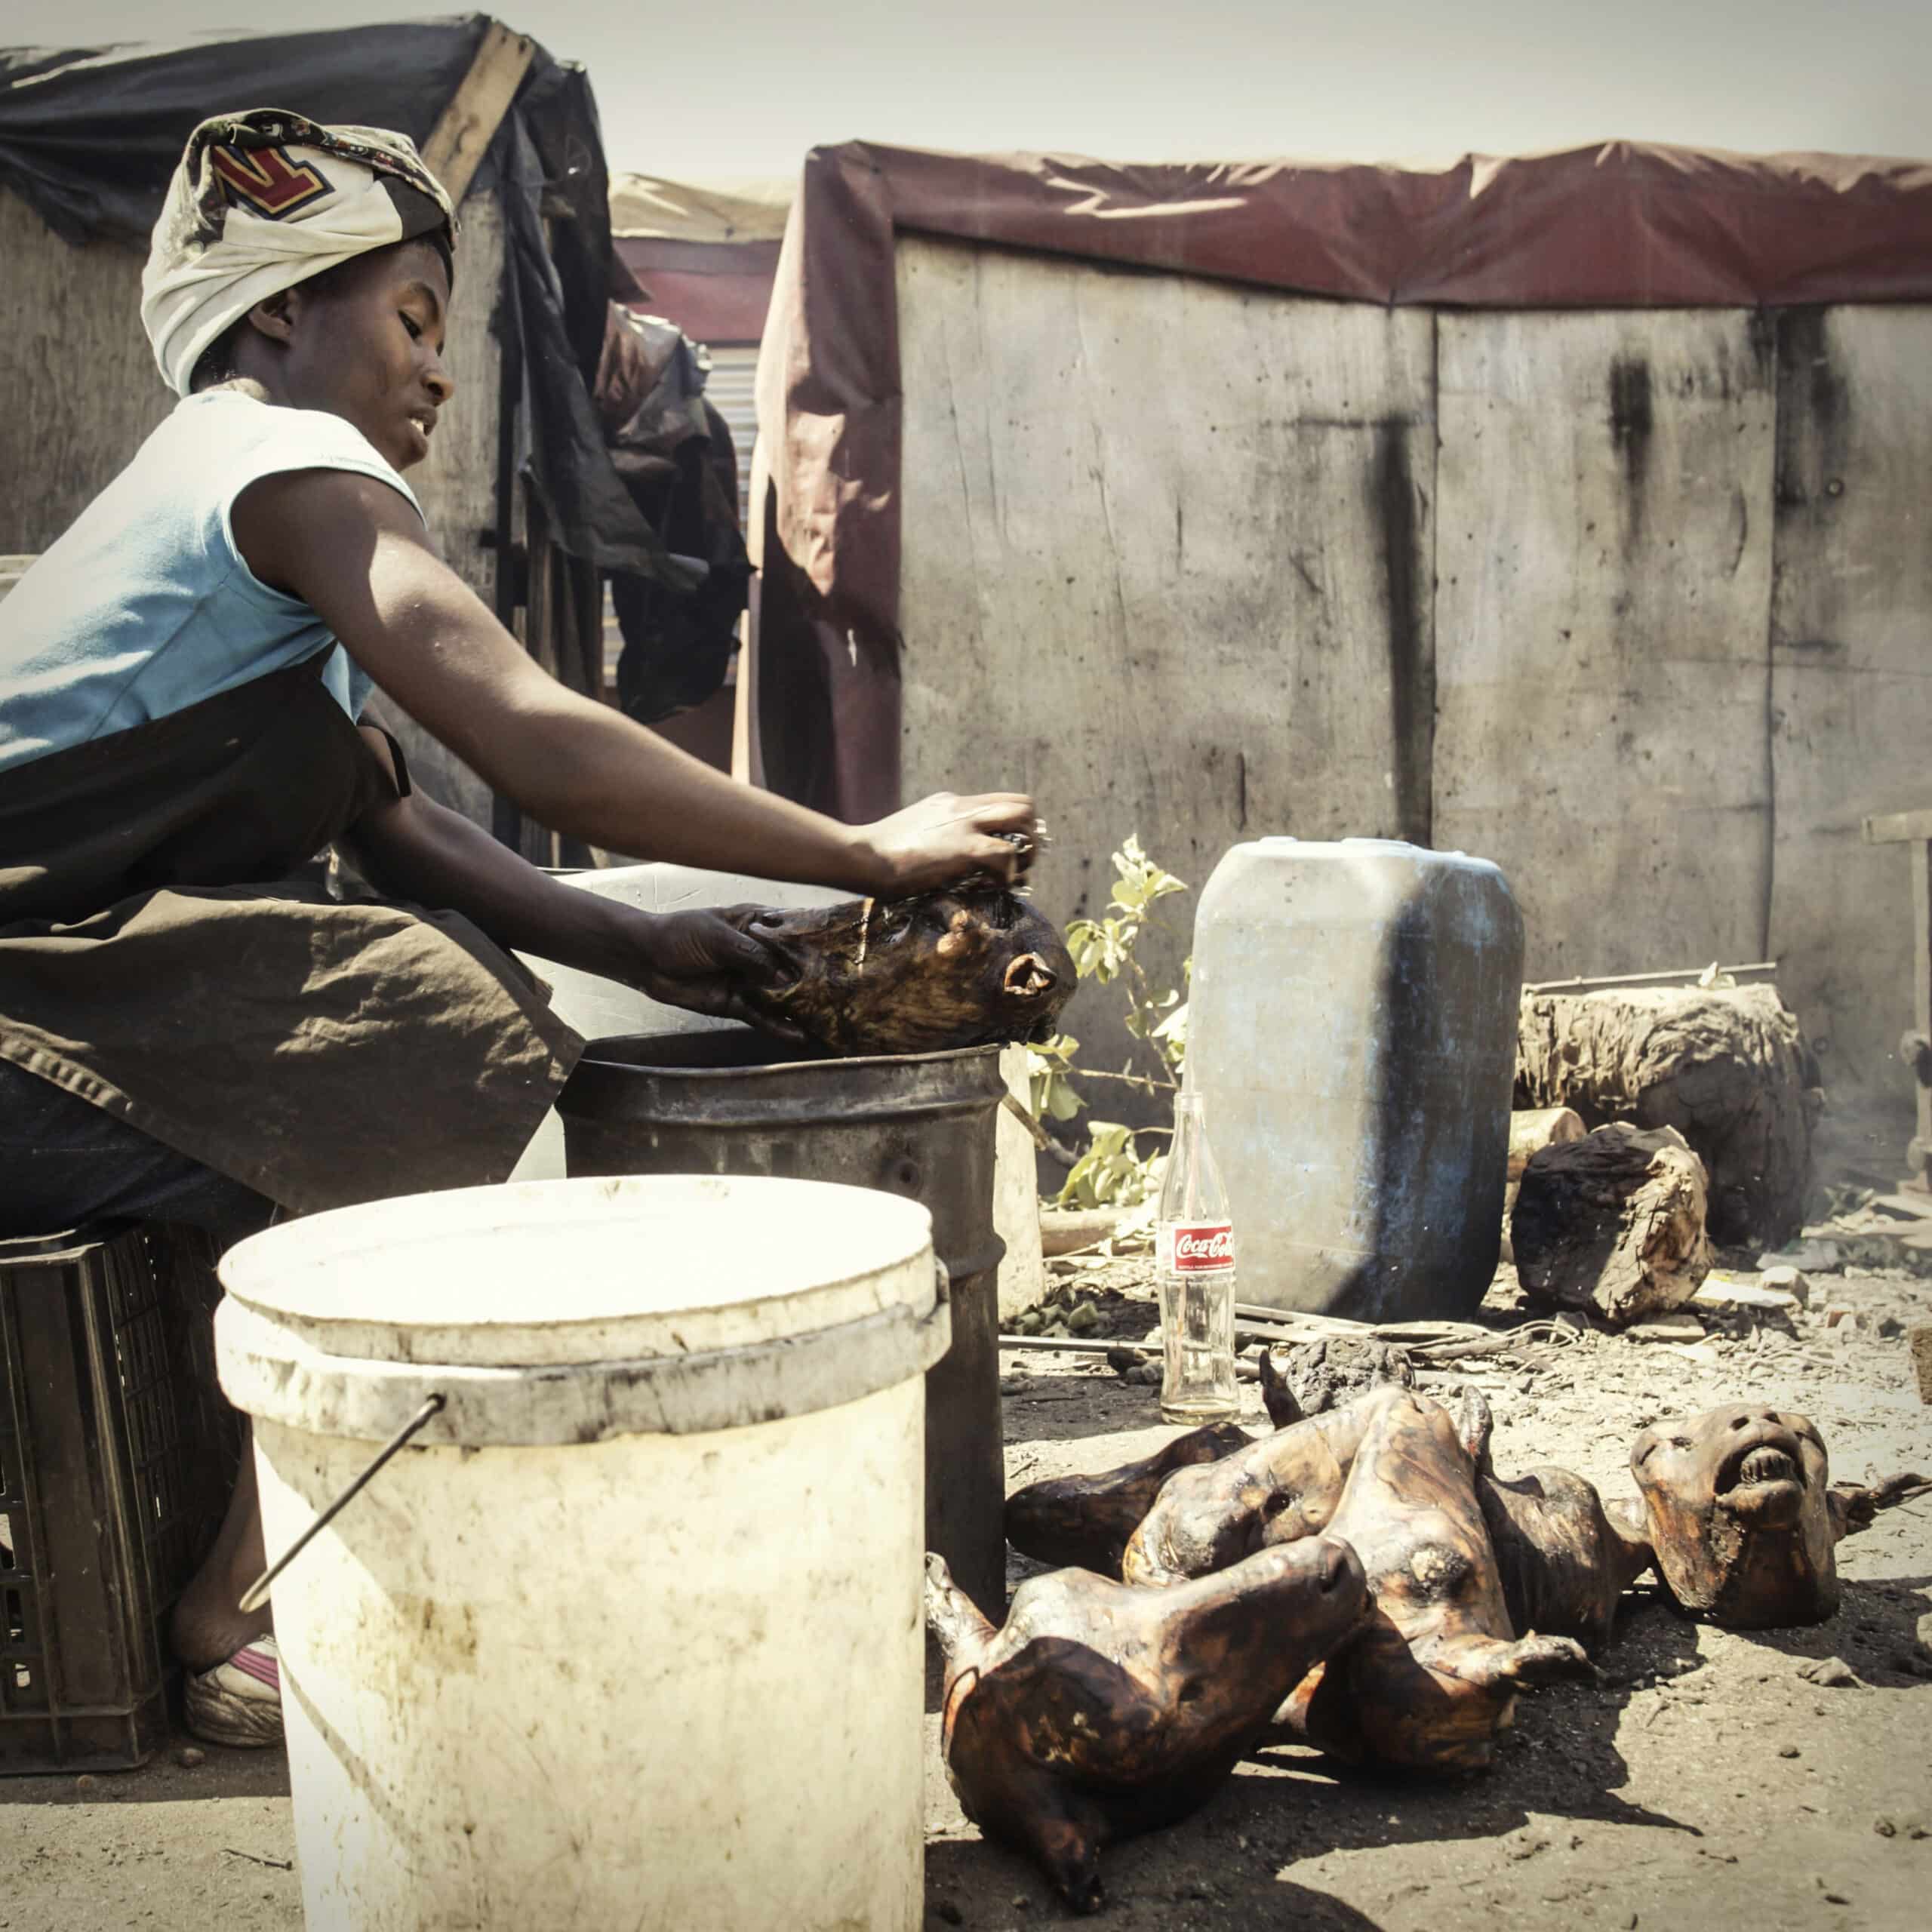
top-left (724, 886), bottom-right (1073, 1056)
top-left (927, 1540), bottom-right (1368, 1912)
top-left (1004, 1422), bottom-right (1254, 1578)
top-left (1121, 1404), bottom-right (1374, 1587)
top-left (1279, 1389), bottom-right (1593, 1772)
top-left (1462, 1392), bottom-right (1654, 1653)
top-left (1078, 1387), bottom-right (1647, 1660)
top-left (1630, 1402), bottom-right (1927, 1628)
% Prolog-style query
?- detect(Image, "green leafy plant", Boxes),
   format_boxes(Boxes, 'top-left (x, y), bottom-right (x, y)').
top-left (1028, 835), bottom-right (1192, 1210)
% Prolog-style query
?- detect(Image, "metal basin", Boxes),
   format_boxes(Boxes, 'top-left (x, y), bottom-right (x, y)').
top-left (558, 1029), bottom-right (1009, 1616)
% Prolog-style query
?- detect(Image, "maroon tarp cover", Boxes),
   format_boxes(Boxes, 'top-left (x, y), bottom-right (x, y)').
top-left (750, 138), bottom-right (1932, 820)
top-left (615, 237), bottom-right (779, 346)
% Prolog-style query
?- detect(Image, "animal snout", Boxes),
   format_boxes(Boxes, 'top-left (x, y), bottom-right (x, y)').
top-left (1313, 1536), bottom-right (1363, 1596)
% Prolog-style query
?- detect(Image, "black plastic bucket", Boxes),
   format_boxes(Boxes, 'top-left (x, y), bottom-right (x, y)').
top-left (558, 1029), bottom-right (1009, 1616)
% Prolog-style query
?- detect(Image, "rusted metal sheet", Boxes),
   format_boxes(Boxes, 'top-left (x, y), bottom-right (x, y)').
top-left (1433, 310), bottom-right (1778, 983)
top-left (894, 235), bottom-right (1435, 1097)
top-left (1770, 306), bottom-right (1932, 1096)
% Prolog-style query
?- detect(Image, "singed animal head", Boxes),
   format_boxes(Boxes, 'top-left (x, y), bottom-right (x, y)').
top-left (1631, 1403), bottom-right (1837, 1625)
top-left (724, 886), bottom-right (1075, 1056)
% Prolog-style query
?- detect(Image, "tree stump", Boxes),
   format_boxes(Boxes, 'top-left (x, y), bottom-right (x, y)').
top-left (1512, 1122), bottom-right (1712, 1324)
top-left (1515, 984), bottom-right (1821, 1247)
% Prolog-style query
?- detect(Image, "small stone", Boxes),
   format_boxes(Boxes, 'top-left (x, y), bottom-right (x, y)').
top-left (1779, 1744), bottom-right (1801, 1758)
top-left (1629, 1313), bottom-right (1707, 1343)
top-left (174, 1746), bottom-right (205, 1769)
top-left (1825, 1305), bottom-right (1860, 1331)
top-left (73, 1774), bottom-right (98, 1793)
top-left (1878, 1315), bottom-right (1904, 1340)
top-left (1758, 1240), bottom-right (1841, 1272)
top-left (1066, 1301), bottom-right (1102, 1336)
top-left (1697, 1273), bottom-right (1801, 1314)
top-left (934, 1905), bottom-right (964, 1928)
top-left (1760, 1265), bottom-right (1812, 1306)
top-left (1011, 1896), bottom-right (1029, 1912)
top-left (1798, 1656), bottom-right (1862, 1687)
top-left (1875, 1817), bottom-right (1897, 1838)
top-left (1915, 1611), bottom-right (1932, 1663)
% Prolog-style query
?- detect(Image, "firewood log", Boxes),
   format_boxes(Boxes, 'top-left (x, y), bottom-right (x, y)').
top-left (1515, 984), bottom-right (1820, 1246)
top-left (1512, 1122), bottom-right (1712, 1324)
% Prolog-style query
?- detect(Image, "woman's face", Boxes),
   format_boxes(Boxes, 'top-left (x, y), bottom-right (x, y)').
top-left (266, 239), bottom-right (455, 472)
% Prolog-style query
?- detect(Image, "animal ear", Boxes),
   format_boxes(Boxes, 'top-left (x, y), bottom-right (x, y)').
top-left (1003, 952), bottom-right (1057, 998)
top-left (1259, 1346), bottom-right (1303, 1428)
top-left (1453, 1633), bottom-right (1595, 1688)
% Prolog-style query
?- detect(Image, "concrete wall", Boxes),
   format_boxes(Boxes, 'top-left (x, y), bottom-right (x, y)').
top-left (895, 234), bottom-right (1932, 1108)
top-left (0, 188), bottom-right (508, 825)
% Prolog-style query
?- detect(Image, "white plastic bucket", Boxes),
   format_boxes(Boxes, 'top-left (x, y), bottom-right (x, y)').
top-left (215, 1174), bottom-right (946, 1932)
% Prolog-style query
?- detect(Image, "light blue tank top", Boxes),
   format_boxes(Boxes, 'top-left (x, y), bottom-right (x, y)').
top-left (0, 391), bottom-right (423, 774)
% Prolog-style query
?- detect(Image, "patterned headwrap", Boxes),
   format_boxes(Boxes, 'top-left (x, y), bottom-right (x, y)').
top-left (140, 109), bottom-right (457, 398)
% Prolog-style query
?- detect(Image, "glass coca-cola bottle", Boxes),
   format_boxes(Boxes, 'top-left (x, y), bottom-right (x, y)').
top-left (1154, 1089), bottom-right (1238, 1423)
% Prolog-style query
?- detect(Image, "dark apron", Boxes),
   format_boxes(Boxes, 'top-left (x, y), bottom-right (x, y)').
top-left (0, 651), bottom-right (583, 1214)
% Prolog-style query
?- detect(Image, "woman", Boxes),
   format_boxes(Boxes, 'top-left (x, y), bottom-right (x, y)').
top-left (0, 112), bottom-right (1040, 1746)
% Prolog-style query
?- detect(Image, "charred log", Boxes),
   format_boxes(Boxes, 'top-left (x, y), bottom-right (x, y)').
top-left (1515, 983), bottom-right (1821, 1247)
top-left (1512, 1122), bottom-right (1712, 1325)
top-left (1500, 1107), bottom-right (1586, 1263)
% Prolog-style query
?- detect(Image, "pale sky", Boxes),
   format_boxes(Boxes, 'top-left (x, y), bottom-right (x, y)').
top-left (4, 1), bottom-right (1926, 180)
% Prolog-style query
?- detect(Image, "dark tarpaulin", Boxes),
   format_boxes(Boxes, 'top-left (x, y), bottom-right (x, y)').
top-left (0, 15), bottom-right (691, 588)
top-left (753, 138), bottom-right (1932, 822)
top-left (593, 306), bottom-right (749, 723)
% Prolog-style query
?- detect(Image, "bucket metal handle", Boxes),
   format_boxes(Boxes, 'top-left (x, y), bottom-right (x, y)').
top-left (238, 1253), bottom-right (948, 1611)
top-left (238, 1393), bottom-right (445, 1614)
top-left (922, 1255), bottom-right (951, 1333)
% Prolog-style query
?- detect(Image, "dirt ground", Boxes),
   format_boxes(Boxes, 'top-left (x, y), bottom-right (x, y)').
top-left (5, 1256), bottom-right (1929, 1930)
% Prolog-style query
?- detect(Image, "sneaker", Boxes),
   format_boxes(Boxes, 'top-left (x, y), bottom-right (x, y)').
top-left (183, 1635), bottom-right (284, 1749)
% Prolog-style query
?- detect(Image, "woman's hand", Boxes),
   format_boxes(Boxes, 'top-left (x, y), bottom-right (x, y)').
top-left (854, 792), bottom-right (1044, 897)
top-left (616, 909), bottom-right (803, 1038)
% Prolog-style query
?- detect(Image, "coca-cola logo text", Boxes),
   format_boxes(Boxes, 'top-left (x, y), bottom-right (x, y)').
top-left (1169, 1224), bottom-right (1234, 1271)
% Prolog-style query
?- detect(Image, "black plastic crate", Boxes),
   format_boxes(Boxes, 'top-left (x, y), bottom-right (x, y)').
top-left (0, 1223), bottom-right (238, 1774)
